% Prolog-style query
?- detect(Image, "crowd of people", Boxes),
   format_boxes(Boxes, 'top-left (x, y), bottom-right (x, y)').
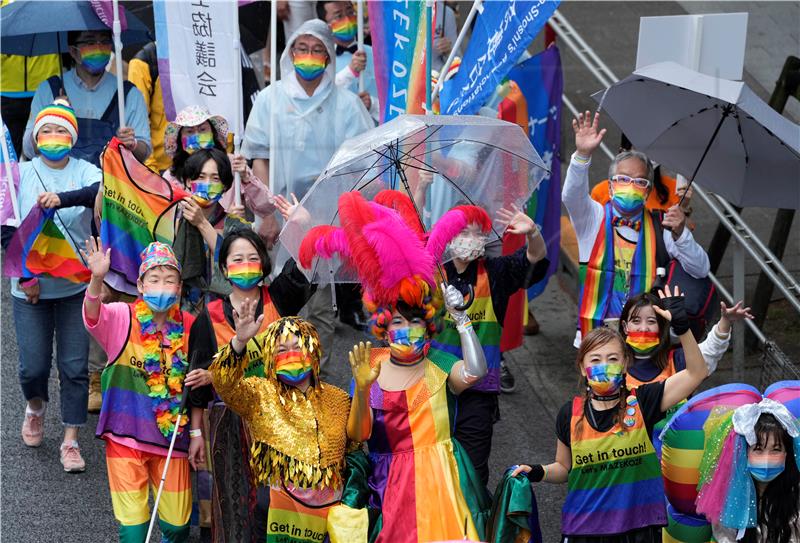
top-left (3, 1), bottom-right (799, 542)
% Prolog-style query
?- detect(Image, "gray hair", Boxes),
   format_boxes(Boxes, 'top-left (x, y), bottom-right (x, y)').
top-left (608, 150), bottom-right (654, 182)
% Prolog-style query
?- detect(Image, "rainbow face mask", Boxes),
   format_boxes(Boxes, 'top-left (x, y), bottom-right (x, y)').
top-left (387, 327), bottom-right (428, 366)
top-left (330, 15), bottom-right (357, 43)
top-left (190, 180), bottom-right (225, 208)
top-left (274, 350), bottom-right (313, 386)
top-left (181, 131), bottom-right (215, 154)
top-left (611, 182), bottom-right (647, 215)
top-left (77, 43), bottom-right (112, 75)
top-left (585, 362), bottom-right (625, 397)
top-left (747, 453), bottom-right (786, 483)
top-left (625, 330), bottom-right (660, 356)
top-left (37, 132), bottom-right (73, 161)
top-left (293, 52), bottom-right (327, 81)
top-left (226, 262), bottom-right (262, 291)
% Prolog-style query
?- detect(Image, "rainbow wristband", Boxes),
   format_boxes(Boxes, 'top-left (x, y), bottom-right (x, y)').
top-left (572, 152), bottom-right (591, 165)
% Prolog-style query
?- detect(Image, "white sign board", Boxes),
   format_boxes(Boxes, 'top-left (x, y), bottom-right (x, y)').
top-left (636, 13), bottom-right (748, 80)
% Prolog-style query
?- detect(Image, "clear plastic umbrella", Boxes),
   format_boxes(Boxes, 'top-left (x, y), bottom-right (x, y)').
top-left (279, 114), bottom-right (549, 283)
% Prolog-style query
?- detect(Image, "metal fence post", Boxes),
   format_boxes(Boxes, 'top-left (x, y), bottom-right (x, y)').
top-left (733, 239), bottom-right (746, 382)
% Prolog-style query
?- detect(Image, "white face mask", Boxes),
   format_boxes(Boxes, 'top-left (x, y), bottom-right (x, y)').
top-left (449, 233), bottom-right (487, 262)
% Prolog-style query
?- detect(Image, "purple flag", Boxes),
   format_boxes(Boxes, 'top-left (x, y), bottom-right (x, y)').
top-left (90, 0), bottom-right (127, 31)
top-left (0, 123), bottom-right (20, 227)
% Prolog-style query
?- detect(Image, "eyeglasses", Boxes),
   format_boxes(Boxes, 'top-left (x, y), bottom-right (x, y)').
top-left (611, 175), bottom-right (651, 188)
top-left (74, 39), bottom-right (113, 47)
top-left (292, 46), bottom-right (328, 56)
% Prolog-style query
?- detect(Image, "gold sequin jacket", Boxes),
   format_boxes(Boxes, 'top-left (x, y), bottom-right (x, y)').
top-left (210, 342), bottom-right (351, 491)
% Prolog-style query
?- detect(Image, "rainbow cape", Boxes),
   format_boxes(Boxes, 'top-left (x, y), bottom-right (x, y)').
top-left (100, 138), bottom-right (188, 293)
top-left (4, 205), bottom-right (90, 283)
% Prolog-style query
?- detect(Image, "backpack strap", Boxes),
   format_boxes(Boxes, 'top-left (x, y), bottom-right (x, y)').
top-left (132, 41), bottom-right (159, 91)
top-left (46, 75), bottom-right (64, 100)
top-left (651, 209), bottom-right (670, 269)
top-left (100, 80), bottom-right (137, 123)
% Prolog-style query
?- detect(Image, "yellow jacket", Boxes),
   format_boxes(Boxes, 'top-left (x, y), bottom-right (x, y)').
top-left (128, 57), bottom-right (169, 172)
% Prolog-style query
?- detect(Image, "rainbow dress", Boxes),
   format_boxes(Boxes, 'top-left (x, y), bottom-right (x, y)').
top-left (366, 353), bottom-right (490, 542)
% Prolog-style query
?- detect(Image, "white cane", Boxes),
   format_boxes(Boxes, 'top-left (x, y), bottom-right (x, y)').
top-left (144, 390), bottom-right (191, 541)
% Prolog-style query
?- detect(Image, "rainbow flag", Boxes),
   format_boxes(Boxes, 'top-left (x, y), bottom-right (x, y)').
top-left (100, 138), bottom-right (188, 293)
top-left (4, 205), bottom-right (90, 283)
top-left (368, 0), bottom-right (431, 122)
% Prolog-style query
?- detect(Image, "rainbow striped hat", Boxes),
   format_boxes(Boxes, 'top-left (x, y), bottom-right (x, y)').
top-left (139, 242), bottom-right (181, 279)
top-left (33, 99), bottom-right (78, 144)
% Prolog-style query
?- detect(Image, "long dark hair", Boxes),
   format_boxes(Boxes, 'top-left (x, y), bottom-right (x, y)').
top-left (573, 327), bottom-right (632, 439)
top-left (619, 292), bottom-right (671, 370)
top-left (742, 413), bottom-right (800, 543)
top-left (169, 124), bottom-right (223, 181)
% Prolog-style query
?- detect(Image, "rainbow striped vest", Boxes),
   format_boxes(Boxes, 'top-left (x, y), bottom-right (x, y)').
top-left (429, 261), bottom-right (503, 393)
top-left (206, 287), bottom-right (279, 378)
top-left (562, 391), bottom-right (666, 535)
top-left (96, 303), bottom-right (192, 453)
top-left (578, 203), bottom-right (661, 337)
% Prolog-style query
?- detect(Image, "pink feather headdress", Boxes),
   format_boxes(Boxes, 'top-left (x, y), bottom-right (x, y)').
top-left (300, 192), bottom-right (436, 308)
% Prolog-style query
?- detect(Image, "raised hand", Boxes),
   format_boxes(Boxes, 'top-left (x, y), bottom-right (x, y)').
top-left (721, 301), bottom-right (753, 323)
top-left (232, 296), bottom-right (264, 346)
top-left (80, 236), bottom-right (111, 279)
top-left (572, 111), bottom-right (606, 158)
top-left (652, 284), bottom-right (682, 322)
top-left (349, 341), bottom-right (379, 390)
top-left (656, 285), bottom-right (691, 336)
top-left (274, 193), bottom-right (309, 224)
top-left (497, 203), bottom-right (537, 236)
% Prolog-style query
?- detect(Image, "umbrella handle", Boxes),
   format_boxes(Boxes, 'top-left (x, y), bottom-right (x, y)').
top-left (452, 283), bottom-right (474, 312)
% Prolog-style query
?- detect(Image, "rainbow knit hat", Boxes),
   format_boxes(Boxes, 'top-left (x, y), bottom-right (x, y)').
top-left (33, 99), bottom-right (79, 144)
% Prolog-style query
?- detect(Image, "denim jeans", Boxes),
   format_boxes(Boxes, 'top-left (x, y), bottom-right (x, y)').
top-left (13, 291), bottom-right (89, 426)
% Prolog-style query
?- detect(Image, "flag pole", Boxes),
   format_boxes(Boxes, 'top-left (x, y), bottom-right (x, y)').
top-left (431, 0), bottom-right (482, 104)
top-left (357, 0), bottom-right (365, 93)
top-left (111, 0), bottom-right (125, 127)
top-left (0, 122), bottom-right (20, 227)
top-left (268, 0), bottom-right (278, 194)
top-left (233, 5), bottom-right (243, 207)
top-left (425, 0), bottom-right (433, 113)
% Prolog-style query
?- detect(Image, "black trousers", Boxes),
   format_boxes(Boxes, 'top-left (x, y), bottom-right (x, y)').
top-left (453, 389), bottom-right (500, 488)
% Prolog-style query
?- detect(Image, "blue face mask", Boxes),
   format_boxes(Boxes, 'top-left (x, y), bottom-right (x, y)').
top-left (747, 458), bottom-right (786, 483)
top-left (142, 291), bottom-right (179, 313)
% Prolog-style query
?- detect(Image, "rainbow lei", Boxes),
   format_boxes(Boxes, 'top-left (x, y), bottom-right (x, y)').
top-left (134, 300), bottom-right (188, 437)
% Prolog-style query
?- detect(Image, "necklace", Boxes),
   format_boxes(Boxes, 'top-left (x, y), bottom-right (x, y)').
top-left (135, 300), bottom-right (188, 437)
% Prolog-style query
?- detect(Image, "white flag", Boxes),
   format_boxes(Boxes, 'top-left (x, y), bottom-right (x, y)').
top-left (154, 0), bottom-right (243, 137)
